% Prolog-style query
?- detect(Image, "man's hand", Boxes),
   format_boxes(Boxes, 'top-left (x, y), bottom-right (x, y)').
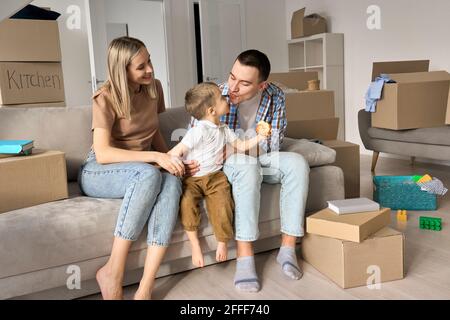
top-left (183, 160), bottom-right (200, 177)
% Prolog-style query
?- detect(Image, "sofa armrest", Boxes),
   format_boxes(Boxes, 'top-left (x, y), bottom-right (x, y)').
top-left (358, 109), bottom-right (374, 151)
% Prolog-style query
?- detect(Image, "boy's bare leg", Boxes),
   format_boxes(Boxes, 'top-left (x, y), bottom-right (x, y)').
top-left (216, 241), bottom-right (228, 262)
top-left (186, 230), bottom-right (204, 267)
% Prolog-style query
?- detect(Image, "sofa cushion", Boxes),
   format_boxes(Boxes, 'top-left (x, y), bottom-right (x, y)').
top-left (159, 107), bottom-right (191, 148)
top-left (0, 106), bottom-right (93, 182)
top-left (282, 137), bottom-right (336, 167)
top-left (368, 126), bottom-right (450, 147)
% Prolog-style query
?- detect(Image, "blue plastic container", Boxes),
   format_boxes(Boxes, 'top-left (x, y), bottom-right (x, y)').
top-left (373, 176), bottom-right (437, 211)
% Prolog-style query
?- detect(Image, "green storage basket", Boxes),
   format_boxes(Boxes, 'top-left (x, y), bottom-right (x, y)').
top-left (373, 176), bottom-right (437, 211)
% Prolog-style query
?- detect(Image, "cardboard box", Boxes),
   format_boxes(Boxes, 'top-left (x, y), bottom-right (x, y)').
top-left (0, 19), bottom-right (61, 62)
top-left (269, 71), bottom-right (319, 91)
top-left (372, 71), bottom-right (450, 130)
top-left (371, 60), bottom-right (429, 81)
top-left (287, 118), bottom-right (339, 140)
top-left (0, 62), bottom-right (65, 105)
top-left (285, 90), bottom-right (335, 121)
top-left (0, 150), bottom-right (68, 214)
top-left (323, 140), bottom-right (360, 199)
top-left (0, 101), bottom-right (66, 108)
top-left (291, 8), bottom-right (327, 39)
top-left (302, 227), bottom-right (404, 289)
top-left (306, 207), bottom-right (391, 243)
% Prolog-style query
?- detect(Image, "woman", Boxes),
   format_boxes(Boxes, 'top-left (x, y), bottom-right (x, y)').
top-left (78, 37), bottom-right (198, 300)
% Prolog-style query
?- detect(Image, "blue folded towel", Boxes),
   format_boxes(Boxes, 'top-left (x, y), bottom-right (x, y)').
top-left (365, 74), bottom-right (394, 113)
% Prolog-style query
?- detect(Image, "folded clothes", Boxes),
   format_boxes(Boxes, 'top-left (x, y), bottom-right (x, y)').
top-left (365, 74), bottom-right (395, 113)
top-left (418, 178), bottom-right (448, 196)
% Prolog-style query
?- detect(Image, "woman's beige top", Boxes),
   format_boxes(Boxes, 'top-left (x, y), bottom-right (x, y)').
top-left (92, 79), bottom-right (165, 151)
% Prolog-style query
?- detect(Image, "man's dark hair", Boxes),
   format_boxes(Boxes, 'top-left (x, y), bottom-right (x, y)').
top-left (236, 50), bottom-right (271, 83)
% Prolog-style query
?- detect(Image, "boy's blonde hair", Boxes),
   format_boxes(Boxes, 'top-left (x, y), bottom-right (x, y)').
top-left (97, 37), bottom-right (157, 120)
top-left (185, 82), bottom-right (221, 120)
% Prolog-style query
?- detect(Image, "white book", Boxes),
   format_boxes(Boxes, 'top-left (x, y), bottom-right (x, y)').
top-left (327, 198), bottom-right (380, 215)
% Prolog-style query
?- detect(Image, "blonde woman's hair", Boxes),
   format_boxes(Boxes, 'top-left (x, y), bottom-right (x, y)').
top-left (98, 36), bottom-right (157, 120)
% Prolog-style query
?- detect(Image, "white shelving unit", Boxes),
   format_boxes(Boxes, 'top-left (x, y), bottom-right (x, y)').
top-left (288, 33), bottom-right (345, 140)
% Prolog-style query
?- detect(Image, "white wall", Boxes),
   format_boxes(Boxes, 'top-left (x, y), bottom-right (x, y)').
top-left (245, 0), bottom-right (288, 73)
top-left (286, 0), bottom-right (450, 160)
top-left (105, 0), bottom-right (170, 106)
top-left (0, 0), bottom-right (32, 22)
top-left (31, 0), bottom-right (92, 107)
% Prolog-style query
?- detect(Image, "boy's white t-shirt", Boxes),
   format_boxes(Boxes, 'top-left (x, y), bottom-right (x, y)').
top-left (181, 120), bottom-right (238, 177)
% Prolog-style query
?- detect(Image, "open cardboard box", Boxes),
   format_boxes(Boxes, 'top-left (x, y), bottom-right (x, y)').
top-left (446, 88), bottom-right (450, 125)
top-left (291, 7), bottom-right (327, 39)
top-left (371, 60), bottom-right (450, 130)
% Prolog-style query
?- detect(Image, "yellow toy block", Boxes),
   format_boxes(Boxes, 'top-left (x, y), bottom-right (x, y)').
top-left (397, 210), bottom-right (408, 222)
top-left (418, 174), bottom-right (432, 183)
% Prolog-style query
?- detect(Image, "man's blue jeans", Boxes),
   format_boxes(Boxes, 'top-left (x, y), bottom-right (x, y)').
top-left (78, 150), bottom-right (182, 246)
top-left (223, 151), bottom-right (309, 241)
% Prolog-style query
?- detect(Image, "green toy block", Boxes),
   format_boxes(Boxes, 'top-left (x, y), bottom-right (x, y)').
top-left (412, 175), bottom-right (423, 182)
top-left (419, 217), bottom-right (442, 231)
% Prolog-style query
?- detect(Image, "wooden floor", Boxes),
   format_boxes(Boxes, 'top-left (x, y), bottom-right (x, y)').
top-left (81, 154), bottom-right (450, 300)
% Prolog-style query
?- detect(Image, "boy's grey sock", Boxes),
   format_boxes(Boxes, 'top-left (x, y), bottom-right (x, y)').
top-left (276, 246), bottom-right (303, 280)
top-left (234, 256), bottom-right (260, 292)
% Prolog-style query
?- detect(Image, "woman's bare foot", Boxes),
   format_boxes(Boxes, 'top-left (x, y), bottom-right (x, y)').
top-left (96, 265), bottom-right (123, 300)
top-left (216, 242), bottom-right (228, 262)
top-left (191, 242), bottom-right (204, 267)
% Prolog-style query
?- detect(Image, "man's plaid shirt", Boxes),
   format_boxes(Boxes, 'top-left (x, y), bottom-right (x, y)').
top-left (190, 82), bottom-right (287, 153)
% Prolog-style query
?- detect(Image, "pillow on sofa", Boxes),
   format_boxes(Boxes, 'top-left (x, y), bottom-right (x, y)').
top-left (282, 137), bottom-right (336, 167)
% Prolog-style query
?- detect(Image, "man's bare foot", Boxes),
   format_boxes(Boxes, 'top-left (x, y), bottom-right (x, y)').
top-left (96, 265), bottom-right (123, 300)
top-left (191, 242), bottom-right (204, 267)
top-left (216, 242), bottom-right (228, 262)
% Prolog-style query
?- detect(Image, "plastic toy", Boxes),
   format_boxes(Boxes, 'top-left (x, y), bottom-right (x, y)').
top-left (419, 216), bottom-right (442, 231)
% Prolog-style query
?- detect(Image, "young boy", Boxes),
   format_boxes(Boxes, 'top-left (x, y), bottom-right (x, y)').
top-left (169, 82), bottom-right (271, 268)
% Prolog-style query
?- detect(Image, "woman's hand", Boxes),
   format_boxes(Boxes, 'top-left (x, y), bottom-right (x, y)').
top-left (155, 153), bottom-right (185, 177)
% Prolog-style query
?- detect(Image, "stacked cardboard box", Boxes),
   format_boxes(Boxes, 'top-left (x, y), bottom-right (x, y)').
top-left (302, 207), bottom-right (405, 289)
top-left (269, 72), bottom-right (339, 140)
top-left (323, 140), bottom-right (360, 199)
top-left (371, 60), bottom-right (450, 130)
top-left (0, 150), bottom-right (68, 214)
top-left (0, 18), bottom-right (65, 106)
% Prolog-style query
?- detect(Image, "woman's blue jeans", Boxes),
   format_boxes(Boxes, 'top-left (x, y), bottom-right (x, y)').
top-left (78, 150), bottom-right (182, 246)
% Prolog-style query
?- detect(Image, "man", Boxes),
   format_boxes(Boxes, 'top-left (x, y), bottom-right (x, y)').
top-left (192, 50), bottom-right (310, 292)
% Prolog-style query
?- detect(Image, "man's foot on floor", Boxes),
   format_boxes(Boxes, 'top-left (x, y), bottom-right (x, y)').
top-left (216, 242), bottom-right (228, 262)
top-left (276, 246), bottom-right (303, 280)
top-left (234, 256), bottom-right (260, 293)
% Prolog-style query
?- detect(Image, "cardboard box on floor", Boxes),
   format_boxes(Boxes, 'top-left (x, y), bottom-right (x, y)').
top-left (0, 62), bottom-right (65, 105)
top-left (306, 207), bottom-right (391, 243)
top-left (269, 72), bottom-right (339, 140)
top-left (0, 19), bottom-right (61, 62)
top-left (291, 8), bottom-right (327, 39)
top-left (371, 60), bottom-right (450, 130)
top-left (323, 140), bottom-right (360, 199)
top-left (302, 227), bottom-right (404, 289)
top-left (0, 150), bottom-right (68, 214)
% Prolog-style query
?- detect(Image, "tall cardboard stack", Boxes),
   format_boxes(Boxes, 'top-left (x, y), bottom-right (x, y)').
top-left (269, 72), bottom-right (339, 140)
top-left (302, 208), bottom-right (405, 289)
top-left (0, 18), bottom-right (65, 107)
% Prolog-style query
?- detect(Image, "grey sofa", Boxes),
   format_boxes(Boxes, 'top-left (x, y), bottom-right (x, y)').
top-left (0, 105), bottom-right (345, 300)
top-left (359, 109), bottom-right (450, 171)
